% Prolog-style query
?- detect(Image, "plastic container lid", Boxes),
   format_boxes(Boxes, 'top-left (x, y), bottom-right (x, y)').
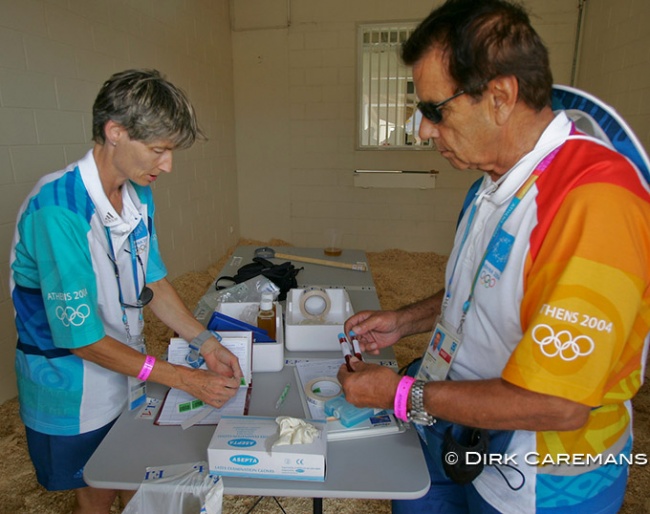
top-left (260, 292), bottom-right (274, 311)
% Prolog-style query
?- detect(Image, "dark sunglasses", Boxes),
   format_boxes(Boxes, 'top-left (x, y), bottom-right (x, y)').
top-left (107, 252), bottom-right (154, 309)
top-left (417, 90), bottom-right (466, 124)
top-left (126, 283), bottom-right (154, 309)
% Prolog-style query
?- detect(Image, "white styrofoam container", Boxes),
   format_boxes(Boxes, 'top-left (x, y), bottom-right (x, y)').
top-left (216, 302), bottom-right (284, 372)
top-left (284, 288), bottom-right (354, 352)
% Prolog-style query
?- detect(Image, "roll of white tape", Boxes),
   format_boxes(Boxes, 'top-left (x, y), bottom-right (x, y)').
top-left (299, 288), bottom-right (331, 319)
top-left (304, 377), bottom-right (342, 408)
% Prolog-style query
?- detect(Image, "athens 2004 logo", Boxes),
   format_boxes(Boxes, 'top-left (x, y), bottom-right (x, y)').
top-left (531, 324), bottom-right (595, 361)
top-left (56, 304), bottom-right (90, 327)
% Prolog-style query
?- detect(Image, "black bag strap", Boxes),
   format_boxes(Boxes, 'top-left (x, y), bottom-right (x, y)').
top-left (215, 276), bottom-right (237, 290)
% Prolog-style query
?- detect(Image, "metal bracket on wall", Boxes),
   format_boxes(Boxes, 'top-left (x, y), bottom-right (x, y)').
top-left (353, 169), bottom-right (438, 189)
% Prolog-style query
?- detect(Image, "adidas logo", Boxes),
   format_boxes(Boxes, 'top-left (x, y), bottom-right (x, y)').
top-left (104, 212), bottom-right (116, 223)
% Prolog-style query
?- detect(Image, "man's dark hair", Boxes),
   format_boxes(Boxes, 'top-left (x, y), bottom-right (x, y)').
top-left (402, 0), bottom-right (553, 110)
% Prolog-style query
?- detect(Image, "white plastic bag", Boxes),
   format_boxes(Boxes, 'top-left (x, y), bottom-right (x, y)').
top-left (194, 275), bottom-right (280, 325)
top-left (121, 462), bottom-right (223, 514)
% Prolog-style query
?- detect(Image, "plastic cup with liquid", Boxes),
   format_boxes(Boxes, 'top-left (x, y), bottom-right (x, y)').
top-left (324, 228), bottom-right (342, 256)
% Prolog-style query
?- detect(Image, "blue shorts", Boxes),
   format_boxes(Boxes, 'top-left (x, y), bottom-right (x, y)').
top-left (25, 419), bottom-right (117, 491)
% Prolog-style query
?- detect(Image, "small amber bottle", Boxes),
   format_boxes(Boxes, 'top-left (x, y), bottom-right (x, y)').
top-left (257, 292), bottom-right (276, 340)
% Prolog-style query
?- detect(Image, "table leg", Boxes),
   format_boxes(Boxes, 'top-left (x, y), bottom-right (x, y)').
top-left (313, 497), bottom-right (323, 514)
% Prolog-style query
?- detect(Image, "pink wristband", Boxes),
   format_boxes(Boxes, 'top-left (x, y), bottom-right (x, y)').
top-left (137, 355), bottom-right (156, 381)
top-left (394, 376), bottom-right (416, 422)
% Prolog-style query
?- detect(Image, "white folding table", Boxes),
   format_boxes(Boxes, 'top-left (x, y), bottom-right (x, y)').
top-left (84, 246), bottom-right (430, 512)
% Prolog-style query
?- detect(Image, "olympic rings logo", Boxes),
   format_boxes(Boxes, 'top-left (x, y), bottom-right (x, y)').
top-left (136, 240), bottom-right (147, 256)
top-left (531, 324), bottom-right (594, 361)
top-left (55, 304), bottom-right (90, 327)
top-left (479, 270), bottom-right (496, 288)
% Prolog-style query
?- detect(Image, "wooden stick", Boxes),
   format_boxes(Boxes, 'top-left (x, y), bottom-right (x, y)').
top-left (273, 252), bottom-right (367, 272)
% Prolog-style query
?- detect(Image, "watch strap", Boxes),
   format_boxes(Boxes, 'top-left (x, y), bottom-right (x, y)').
top-left (408, 380), bottom-right (436, 426)
top-left (186, 330), bottom-right (221, 369)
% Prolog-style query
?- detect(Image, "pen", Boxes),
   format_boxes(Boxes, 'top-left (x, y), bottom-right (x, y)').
top-left (275, 382), bottom-right (291, 409)
top-left (349, 332), bottom-right (364, 361)
top-left (338, 333), bottom-right (354, 372)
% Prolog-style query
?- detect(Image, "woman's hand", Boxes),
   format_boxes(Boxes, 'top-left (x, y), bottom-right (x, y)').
top-left (178, 367), bottom-right (242, 409)
top-left (201, 337), bottom-right (244, 380)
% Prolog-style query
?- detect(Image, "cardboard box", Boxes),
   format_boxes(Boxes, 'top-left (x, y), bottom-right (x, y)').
top-left (208, 302), bottom-right (284, 372)
top-left (285, 288), bottom-right (354, 351)
top-left (208, 416), bottom-right (327, 481)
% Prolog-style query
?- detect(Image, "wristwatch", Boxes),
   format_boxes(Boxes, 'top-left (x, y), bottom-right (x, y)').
top-left (186, 330), bottom-right (221, 368)
top-left (407, 380), bottom-right (436, 426)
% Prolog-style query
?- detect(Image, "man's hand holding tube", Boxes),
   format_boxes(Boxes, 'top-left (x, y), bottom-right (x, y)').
top-left (345, 292), bottom-right (445, 355)
top-left (336, 358), bottom-right (401, 411)
top-left (344, 310), bottom-right (404, 355)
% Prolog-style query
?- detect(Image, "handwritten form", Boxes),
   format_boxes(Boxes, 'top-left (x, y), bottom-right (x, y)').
top-left (154, 335), bottom-right (252, 427)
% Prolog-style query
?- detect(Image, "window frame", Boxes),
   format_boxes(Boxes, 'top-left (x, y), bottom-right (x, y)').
top-left (356, 21), bottom-right (431, 151)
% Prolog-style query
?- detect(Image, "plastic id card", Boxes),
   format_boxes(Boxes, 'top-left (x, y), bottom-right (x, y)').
top-left (415, 318), bottom-right (462, 382)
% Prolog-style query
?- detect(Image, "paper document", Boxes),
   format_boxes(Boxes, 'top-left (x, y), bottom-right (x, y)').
top-left (168, 335), bottom-right (252, 386)
top-left (155, 335), bottom-right (252, 426)
top-left (156, 387), bottom-right (250, 427)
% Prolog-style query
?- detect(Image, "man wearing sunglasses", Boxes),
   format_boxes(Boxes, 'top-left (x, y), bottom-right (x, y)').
top-left (10, 69), bottom-right (243, 513)
top-left (339, 1), bottom-right (650, 513)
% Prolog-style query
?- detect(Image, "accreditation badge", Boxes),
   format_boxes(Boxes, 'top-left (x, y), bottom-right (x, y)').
top-left (415, 317), bottom-right (462, 382)
top-left (127, 337), bottom-right (147, 411)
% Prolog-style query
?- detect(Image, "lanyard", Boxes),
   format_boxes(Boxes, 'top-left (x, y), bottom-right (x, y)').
top-left (105, 227), bottom-right (145, 340)
top-left (443, 144), bottom-right (563, 333)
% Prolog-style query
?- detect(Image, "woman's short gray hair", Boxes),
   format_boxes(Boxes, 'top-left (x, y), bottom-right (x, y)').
top-left (92, 69), bottom-right (204, 149)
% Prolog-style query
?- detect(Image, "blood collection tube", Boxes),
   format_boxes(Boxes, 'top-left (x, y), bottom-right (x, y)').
top-left (350, 335), bottom-right (363, 361)
top-left (338, 333), bottom-right (354, 372)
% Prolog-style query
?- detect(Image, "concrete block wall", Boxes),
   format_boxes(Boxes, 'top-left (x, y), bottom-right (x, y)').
top-left (577, 0), bottom-right (650, 147)
top-left (234, 0), bottom-right (580, 254)
top-left (0, 0), bottom-right (239, 402)
top-left (286, 19), bottom-right (466, 255)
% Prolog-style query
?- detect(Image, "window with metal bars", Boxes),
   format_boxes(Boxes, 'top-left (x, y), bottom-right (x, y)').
top-left (357, 22), bottom-right (431, 149)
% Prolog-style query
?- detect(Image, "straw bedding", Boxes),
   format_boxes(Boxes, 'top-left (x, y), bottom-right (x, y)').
top-left (1, 239), bottom-right (648, 513)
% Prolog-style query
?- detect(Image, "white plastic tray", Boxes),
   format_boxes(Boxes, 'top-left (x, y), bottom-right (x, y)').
top-left (284, 288), bottom-right (354, 352)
